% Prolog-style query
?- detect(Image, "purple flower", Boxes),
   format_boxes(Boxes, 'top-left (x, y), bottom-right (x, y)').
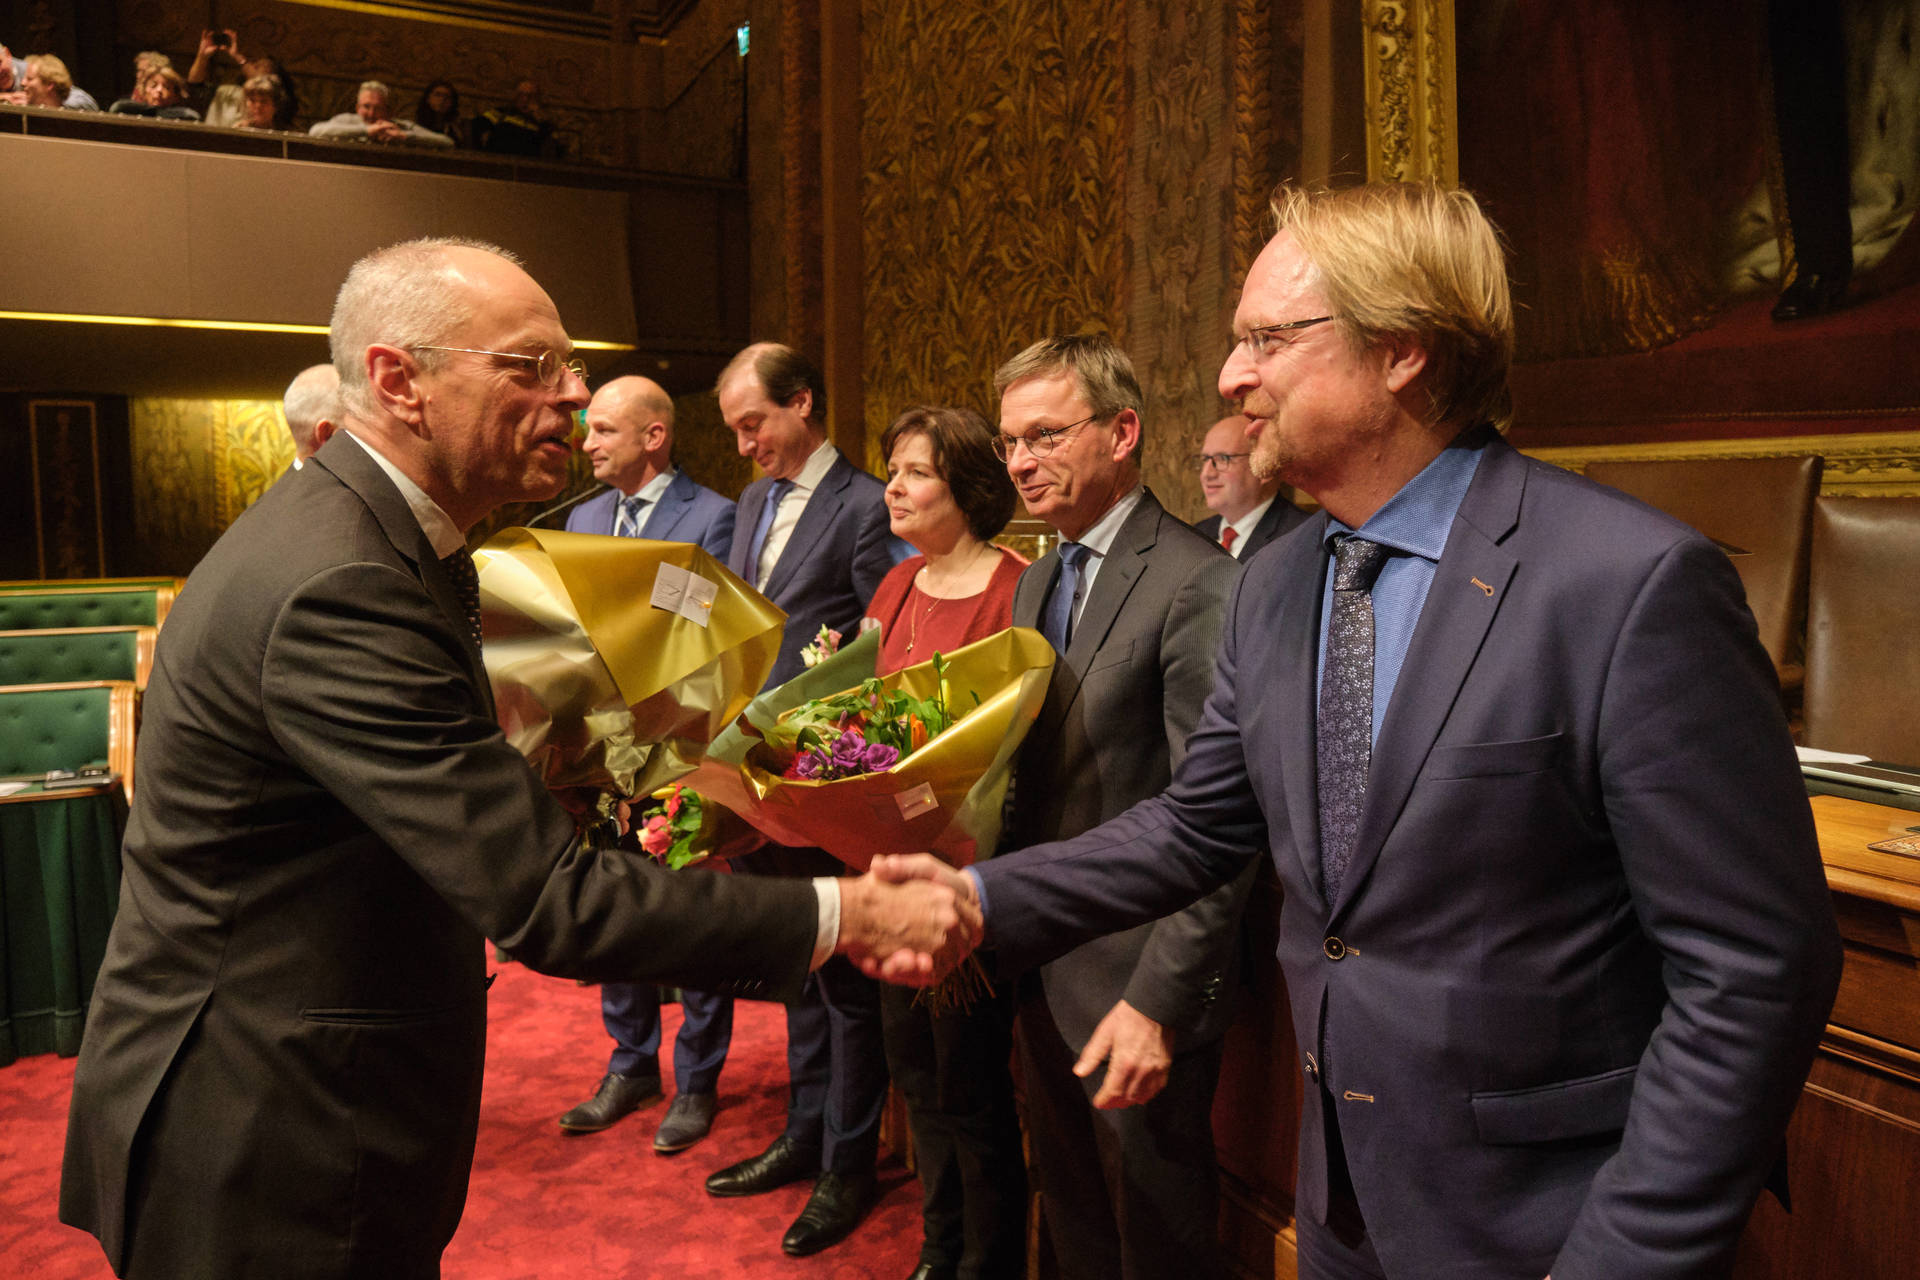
top-left (830, 728), bottom-right (868, 766)
top-left (792, 753), bottom-right (822, 779)
top-left (861, 742), bottom-right (899, 772)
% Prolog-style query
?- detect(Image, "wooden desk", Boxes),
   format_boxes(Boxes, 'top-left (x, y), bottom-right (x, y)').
top-left (1736, 795), bottom-right (1920, 1277)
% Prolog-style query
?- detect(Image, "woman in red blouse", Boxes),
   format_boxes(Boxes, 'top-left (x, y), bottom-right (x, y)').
top-left (864, 405), bottom-right (1028, 1280)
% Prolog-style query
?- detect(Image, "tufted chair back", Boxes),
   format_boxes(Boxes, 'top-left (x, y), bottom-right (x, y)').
top-left (0, 627), bottom-right (155, 689)
top-left (0, 681), bottom-right (138, 800)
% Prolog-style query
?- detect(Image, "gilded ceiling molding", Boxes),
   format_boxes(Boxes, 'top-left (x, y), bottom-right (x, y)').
top-left (1523, 430), bottom-right (1920, 498)
top-left (1361, 0), bottom-right (1457, 185)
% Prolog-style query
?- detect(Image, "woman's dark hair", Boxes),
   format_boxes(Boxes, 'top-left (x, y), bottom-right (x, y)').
top-left (414, 80), bottom-right (461, 133)
top-left (881, 405), bottom-right (1017, 543)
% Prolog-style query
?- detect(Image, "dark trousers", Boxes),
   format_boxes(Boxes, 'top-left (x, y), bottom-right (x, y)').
top-left (881, 968), bottom-right (1027, 1279)
top-left (1017, 994), bottom-right (1225, 1280)
top-left (601, 982), bottom-right (733, 1094)
top-left (784, 952), bottom-right (888, 1173)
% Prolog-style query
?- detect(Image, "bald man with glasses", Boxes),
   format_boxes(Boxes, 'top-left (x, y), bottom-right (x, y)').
top-left (1192, 413), bottom-right (1306, 559)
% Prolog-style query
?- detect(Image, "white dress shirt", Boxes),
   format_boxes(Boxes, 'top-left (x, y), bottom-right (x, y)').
top-left (754, 438), bottom-right (840, 592)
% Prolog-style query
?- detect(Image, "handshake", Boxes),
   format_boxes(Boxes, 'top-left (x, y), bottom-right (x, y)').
top-left (832, 855), bottom-right (984, 985)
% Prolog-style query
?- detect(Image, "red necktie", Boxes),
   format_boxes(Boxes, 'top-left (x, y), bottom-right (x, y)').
top-left (1220, 526), bottom-right (1238, 554)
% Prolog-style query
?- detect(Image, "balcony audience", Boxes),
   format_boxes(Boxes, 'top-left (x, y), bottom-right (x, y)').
top-left (187, 30), bottom-right (299, 130)
top-left (0, 44), bottom-right (20, 93)
top-left (2, 53), bottom-right (99, 110)
top-left (109, 67), bottom-right (199, 121)
top-left (472, 78), bottom-right (558, 158)
top-left (311, 79), bottom-right (453, 148)
top-left (236, 75), bottom-right (287, 132)
top-left (413, 79), bottom-right (466, 147)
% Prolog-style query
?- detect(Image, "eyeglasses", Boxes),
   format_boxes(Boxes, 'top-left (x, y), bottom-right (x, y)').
top-left (991, 412), bottom-right (1104, 462)
top-left (411, 345), bottom-right (587, 387)
top-left (1190, 452), bottom-right (1250, 471)
top-left (1229, 315), bottom-right (1334, 361)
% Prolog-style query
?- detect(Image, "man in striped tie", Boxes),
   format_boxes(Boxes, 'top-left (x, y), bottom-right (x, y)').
top-left (559, 375), bottom-right (739, 1153)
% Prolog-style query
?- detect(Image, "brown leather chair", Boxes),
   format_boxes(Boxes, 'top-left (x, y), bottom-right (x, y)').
top-left (1583, 456), bottom-right (1822, 691)
top-left (1802, 496), bottom-right (1920, 766)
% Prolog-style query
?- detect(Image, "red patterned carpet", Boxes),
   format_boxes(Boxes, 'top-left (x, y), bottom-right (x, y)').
top-left (0, 962), bottom-right (925, 1279)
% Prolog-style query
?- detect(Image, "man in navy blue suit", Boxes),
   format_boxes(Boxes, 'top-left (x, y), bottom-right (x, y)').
top-left (875, 182), bottom-right (1841, 1280)
top-left (558, 375), bottom-right (740, 1153)
top-left (703, 342), bottom-right (907, 1259)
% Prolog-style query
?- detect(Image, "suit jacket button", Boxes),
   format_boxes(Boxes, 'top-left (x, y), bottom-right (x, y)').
top-left (1304, 1052), bottom-right (1320, 1080)
top-left (1323, 936), bottom-right (1346, 961)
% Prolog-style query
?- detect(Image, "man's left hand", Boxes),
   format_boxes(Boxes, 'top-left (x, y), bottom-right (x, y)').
top-left (1075, 998), bottom-right (1172, 1109)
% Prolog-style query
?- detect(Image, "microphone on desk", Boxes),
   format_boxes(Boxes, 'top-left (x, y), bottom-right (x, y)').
top-left (525, 485), bottom-right (605, 528)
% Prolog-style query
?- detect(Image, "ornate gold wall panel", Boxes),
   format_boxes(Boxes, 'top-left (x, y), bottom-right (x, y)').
top-left (1524, 431), bottom-right (1920, 498)
top-left (857, 0), bottom-right (1131, 469)
top-left (1361, 0), bottom-right (1456, 185)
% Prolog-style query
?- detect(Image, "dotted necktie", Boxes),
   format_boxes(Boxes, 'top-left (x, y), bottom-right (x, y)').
top-left (744, 478), bottom-right (794, 587)
top-left (614, 494), bottom-right (647, 539)
top-left (1220, 525), bottom-right (1238, 554)
top-left (1317, 536), bottom-right (1389, 904)
top-left (441, 548), bottom-right (484, 651)
top-left (1041, 541), bottom-right (1089, 653)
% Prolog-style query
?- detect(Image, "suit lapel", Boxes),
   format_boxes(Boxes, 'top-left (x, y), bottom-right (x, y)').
top-left (312, 436), bottom-right (492, 706)
top-left (729, 477), bottom-right (770, 579)
top-left (640, 472), bottom-right (693, 540)
top-left (1334, 437), bottom-right (1525, 917)
top-left (1271, 517), bottom-right (1334, 905)
top-left (763, 456), bottom-right (849, 601)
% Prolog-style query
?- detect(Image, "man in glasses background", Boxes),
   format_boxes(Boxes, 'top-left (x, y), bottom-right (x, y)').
top-left (1191, 412), bottom-right (1306, 559)
top-left (991, 333), bottom-right (1253, 1280)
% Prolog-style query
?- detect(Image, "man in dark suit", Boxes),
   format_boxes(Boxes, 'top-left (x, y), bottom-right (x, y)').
top-left (993, 334), bottom-right (1252, 1279)
top-left (878, 183), bottom-right (1842, 1280)
top-left (58, 240), bottom-right (971, 1280)
top-left (282, 362), bottom-right (341, 467)
top-left (1191, 411), bottom-right (1305, 559)
top-left (702, 341), bottom-right (908, 1258)
top-left (558, 375), bottom-right (739, 1152)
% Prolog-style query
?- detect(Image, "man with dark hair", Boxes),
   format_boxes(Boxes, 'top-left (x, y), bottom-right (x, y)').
top-left (703, 341), bottom-right (909, 1258)
top-left (558, 375), bottom-right (738, 1153)
top-left (984, 332), bottom-right (1250, 1280)
top-left (58, 240), bottom-right (971, 1280)
top-left (879, 181), bottom-right (1841, 1280)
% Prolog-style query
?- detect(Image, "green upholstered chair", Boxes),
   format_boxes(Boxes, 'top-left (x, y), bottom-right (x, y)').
top-left (0, 627), bottom-right (155, 690)
top-left (0, 583), bottom-right (178, 631)
top-left (0, 681), bottom-right (137, 801)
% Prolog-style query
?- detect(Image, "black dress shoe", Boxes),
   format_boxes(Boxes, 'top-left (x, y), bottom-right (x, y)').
top-left (781, 1170), bottom-right (875, 1257)
top-left (905, 1264), bottom-right (959, 1280)
top-left (1771, 270), bottom-right (1849, 322)
top-left (705, 1134), bottom-right (816, 1197)
top-left (557, 1071), bottom-right (662, 1133)
top-left (652, 1091), bottom-right (717, 1153)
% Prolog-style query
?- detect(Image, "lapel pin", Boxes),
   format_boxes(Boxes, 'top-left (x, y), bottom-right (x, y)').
top-left (1470, 576), bottom-right (1494, 597)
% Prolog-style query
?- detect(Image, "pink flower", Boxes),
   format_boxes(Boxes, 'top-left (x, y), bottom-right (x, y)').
top-left (639, 814), bottom-right (671, 857)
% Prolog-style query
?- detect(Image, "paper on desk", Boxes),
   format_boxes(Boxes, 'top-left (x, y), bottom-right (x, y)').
top-left (1797, 746), bottom-right (1873, 765)
top-left (0, 781), bottom-right (30, 797)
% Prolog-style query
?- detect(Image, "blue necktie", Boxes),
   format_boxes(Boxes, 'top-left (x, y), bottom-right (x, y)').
top-left (1041, 541), bottom-right (1089, 653)
top-left (743, 478), bottom-right (793, 586)
top-left (1317, 536), bottom-right (1389, 904)
top-left (614, 494), bottom-right (646, 538)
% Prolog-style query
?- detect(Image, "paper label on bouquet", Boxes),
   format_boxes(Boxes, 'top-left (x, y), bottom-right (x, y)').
top-left (893, 782), bottom-right (939, 820)
top-left (650, 564), bottom-right (718, 627)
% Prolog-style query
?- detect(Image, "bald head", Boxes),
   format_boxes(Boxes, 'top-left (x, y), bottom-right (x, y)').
top-left (583, 376), bottom-right (675, 493)
top-left (283, 364), bottom-right (342, 461)
top-left (1199, 413), bottom-right (1277, 522)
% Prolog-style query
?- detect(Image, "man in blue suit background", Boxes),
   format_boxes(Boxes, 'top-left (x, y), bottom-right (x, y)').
top-left (877, 182), bottom-right (1841, 1280)
top-left (704, 342), bottom-right (908, 1259)
top-left (559, 375), bottom-right (739, 1153)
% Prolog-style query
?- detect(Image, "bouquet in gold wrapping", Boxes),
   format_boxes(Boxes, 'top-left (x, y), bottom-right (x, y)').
top-left (473, 528), bottom-right (786, 808)
top-left (684, 627), bottom-right (1055, 872)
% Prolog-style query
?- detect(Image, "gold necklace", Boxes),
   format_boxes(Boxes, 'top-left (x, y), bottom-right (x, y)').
top-left (905, 544), bottom-right (991, 655)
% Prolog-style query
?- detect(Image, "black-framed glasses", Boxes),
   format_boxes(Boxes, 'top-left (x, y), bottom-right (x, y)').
top-left (1190, 452), bottom-right (1250, 471)
top-left (991, 412), bottom-right (1104, 462)
top-left (411, 344), bottom-right (587, 387)
top-left (1230, 315), bottom-right (1334, 361)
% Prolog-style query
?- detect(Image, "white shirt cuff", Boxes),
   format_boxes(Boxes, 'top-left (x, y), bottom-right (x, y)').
top-left (810, 877), bottom-right (841, 969)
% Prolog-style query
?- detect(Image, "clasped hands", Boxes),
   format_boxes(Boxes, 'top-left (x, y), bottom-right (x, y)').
top-left (836, 852), bottom-right (983, 987)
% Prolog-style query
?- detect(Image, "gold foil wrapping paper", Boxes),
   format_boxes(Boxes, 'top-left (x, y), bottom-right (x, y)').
top-left (686, 627), bottom-right (1056, 871)
top-left (475, 528), bottom-right (786, 799)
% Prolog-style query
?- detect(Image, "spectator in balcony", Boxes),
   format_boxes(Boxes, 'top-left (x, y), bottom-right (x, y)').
top-left (0, 44), bottom-right (22, 94)
top-left (310, 80), bottom-right (454, 148)
top-left (109, 67), bottom-right (199, 121)
top-left (187, 30), bottom-right (299, 130)
top-left (472, 78), bottom-right (558, 158)
top-left (2, 54), bottom-right (100, 111)
top-left (132, 50), bottom-right (171, 93)
top-left (237, 75), bottom-right (286, 131)
top-left (413, 79), bottom-right (466, 147)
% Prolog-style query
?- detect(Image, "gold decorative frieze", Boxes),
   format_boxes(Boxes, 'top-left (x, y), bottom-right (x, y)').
top-left (1362, 0), bottom-right (1456, 185)
top-left (1523, 431), bottom-right (1920, 498)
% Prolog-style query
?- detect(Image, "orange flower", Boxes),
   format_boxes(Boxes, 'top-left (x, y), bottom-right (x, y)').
top-left (909, 715), bottom-right (928, 751)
